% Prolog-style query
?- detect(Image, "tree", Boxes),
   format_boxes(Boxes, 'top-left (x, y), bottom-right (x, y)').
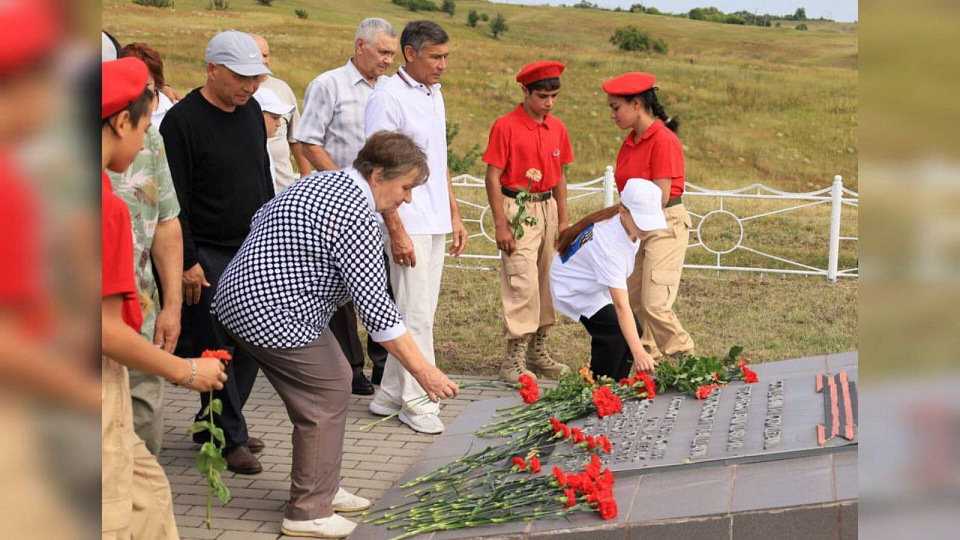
top-left (609, 25), bottom-right (652, 52)
top-left (795, 23), bottom-right (808, 30)
top-left (480, 12), bottom-right (489, 21)
top-left (467, 8), bottom-right (479, 27)
top-left (794, 7), bottom-right (806, 20)
top-left (441, 0), bottom-right (456, 17)
top-left (490, 13), bottom-right (509, 39)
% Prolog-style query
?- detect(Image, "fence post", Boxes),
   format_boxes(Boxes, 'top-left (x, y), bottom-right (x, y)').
top-left (603, 165), bottom-right (615, 208)
top-left (827, 174), bottom-right (843, 281)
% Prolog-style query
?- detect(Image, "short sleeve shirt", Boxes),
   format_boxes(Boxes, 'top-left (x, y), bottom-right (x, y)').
top-left (260, 76), bottom-right (304, 193)
top-left (108, 125), bottom-right (180, 341)
top-left (482, 104), bottom-right (574, 192)
top-left (549, 216), bottom-right (640, 321)
top-left (102, 171), bottom-right (143, 333)
top-left (614, 120), bottom-right (685, 197)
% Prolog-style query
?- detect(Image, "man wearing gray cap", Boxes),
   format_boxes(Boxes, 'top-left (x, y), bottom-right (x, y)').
top-left (160, 30), bottom-right (275, 475)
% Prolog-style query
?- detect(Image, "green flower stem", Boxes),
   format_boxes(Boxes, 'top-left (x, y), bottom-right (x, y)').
top-left (205, 390), bottom-right (213, 529)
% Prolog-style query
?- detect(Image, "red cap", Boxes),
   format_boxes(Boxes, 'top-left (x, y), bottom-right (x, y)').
top-left (0, 1), bottom-right (60, 75)
top-left (102, 58), bottom-right (149, 119)
top-left (516, 61), bottom-right (565, 86)
top-left (602, 72), bottom-right (657, 95)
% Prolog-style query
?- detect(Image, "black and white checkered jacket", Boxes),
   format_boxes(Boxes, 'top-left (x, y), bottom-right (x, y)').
top-left (213, 168), bottom-right (405, 349)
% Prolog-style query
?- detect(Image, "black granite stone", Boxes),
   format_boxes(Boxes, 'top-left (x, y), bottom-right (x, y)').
top-left (629, 465), bottom-right (733, 521)
top-left (627, 516), bottom-right (731, 540)
top-left (833, 450), bottom-right (858, 502)
top-left (839, 501), bottom-right (857, 540)
top-left (731, 505), bottom-right (840, 540)
top-left (528, 525), bottom-right (626, 540)
top-left (731, 456), bottom-right (834, 512)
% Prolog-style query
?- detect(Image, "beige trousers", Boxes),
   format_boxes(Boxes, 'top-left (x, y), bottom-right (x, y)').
top-left (129, 369), bottom-right (165, 457)
top-left (500, 197), bottom-right (558, 340)
top-left (102, 356), bottom-right (179, 540)
top-left (627, 204), bottom-right (696, 358)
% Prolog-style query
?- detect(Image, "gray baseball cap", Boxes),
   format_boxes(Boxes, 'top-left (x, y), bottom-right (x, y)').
top-left (205, 30), bottom-right (272, 77)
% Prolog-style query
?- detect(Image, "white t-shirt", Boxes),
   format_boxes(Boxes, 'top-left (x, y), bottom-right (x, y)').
top-left (151, 91), bottom-right (174, 130)
top-left (364, 66), bottom-right (451, 235)
top-left (550, 216), bottom-right (641, 321)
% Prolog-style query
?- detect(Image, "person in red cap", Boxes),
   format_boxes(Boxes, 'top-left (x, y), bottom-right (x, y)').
top-left (602, 72), bottom-right (695, 361)
top-left (482, 60), bottom-right (574, 382)
top-left (101, 57), bottom-right (227, 540)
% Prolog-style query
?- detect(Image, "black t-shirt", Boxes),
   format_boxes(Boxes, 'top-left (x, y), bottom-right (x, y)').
top-left (160, 88), bottom-right (274, 269)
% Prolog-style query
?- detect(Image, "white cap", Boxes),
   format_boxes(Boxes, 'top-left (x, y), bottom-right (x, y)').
top-left (620, 179), bottom-right (667, 231)
top-left (205, 30), bottom-right (272, 77)
top-left (102, 31), bottom-right (119, 61)
top-left (253, 87), bottom-right (294, 115)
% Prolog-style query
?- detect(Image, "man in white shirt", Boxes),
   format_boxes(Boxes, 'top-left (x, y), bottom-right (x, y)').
top-left (295, 18), bottom-right (399, 396)
top-left (364, 20), bottom-right (468, 434)
top-left (251, 34), bottom-right (311, 193)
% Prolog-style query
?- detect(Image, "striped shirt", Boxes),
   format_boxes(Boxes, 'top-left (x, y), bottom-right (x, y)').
top-left (213, 168), bottom-right (405, 349)
top-left (294, 59), bottom-right (383, 169)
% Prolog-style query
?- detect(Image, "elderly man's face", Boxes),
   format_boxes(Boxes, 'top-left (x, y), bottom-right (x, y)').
top-left (207, 64), bottom-right (260, 108)
top-left (356, 33), bottom-right (397, 80)
top-left (253, 35), bottom-right (271, 69)
top-left (404, 41), bottom-right (448, 86)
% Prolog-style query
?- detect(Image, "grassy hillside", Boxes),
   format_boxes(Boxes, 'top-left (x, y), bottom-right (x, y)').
top-left (104, 0), bottom-right (857, 191)
top-left (103, 0), bottom-right (858, 371)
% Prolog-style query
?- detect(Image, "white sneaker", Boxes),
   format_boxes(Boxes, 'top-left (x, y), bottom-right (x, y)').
top-left (280, 514), bottom-right (356, 538)
top-left (368, 392), bottom-right (401, 416)
top-left (399, 411), bottom-right (444, 434)
top-left (333, 487), bottom-right (371, 512)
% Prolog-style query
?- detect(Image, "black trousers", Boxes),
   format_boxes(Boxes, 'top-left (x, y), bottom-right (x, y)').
top-left (328, 254), bottom-right (390, 370)
top-left (580, 304), bottom-right (643, 381)
top-left (178, 245), bottom-right (260, 451)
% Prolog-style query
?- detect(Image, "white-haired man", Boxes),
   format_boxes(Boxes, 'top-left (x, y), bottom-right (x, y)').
top-left (295, 18), bottom-right (399, 396)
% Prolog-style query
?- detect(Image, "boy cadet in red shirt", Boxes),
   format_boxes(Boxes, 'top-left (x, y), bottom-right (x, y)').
top-left (102, 57), bottom-right (227, 540)
top-left (483, 61), bottom-right (574, 382)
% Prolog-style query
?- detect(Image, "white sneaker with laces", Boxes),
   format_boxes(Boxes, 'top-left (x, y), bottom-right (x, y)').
top-left (280, 514), bottom-right (356, 538)
top-left (399, 411), bottom-right (444, 434)
top-left (368, 392), bottom-right (401, 416)
top-left (333, 487), bottom-right (371, 512)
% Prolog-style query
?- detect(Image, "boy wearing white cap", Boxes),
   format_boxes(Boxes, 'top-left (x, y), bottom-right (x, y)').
top-left (550, 179), bottom-right (664, 379)
top-left (254, 87), bottom-right (295, 186)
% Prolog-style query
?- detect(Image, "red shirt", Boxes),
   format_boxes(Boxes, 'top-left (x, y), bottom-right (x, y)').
top-left (614, 120), bottom-right (685, 197)
top-left (101, 170), bottom-right (142, 333)
top-left (0, 152), bottom-right (49, 336)
top-left (482, 104), bottom-right (574, 193)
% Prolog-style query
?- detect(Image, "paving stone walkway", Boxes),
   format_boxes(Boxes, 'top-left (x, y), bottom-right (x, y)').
top-left (161, 371), bottom-right (516, 539)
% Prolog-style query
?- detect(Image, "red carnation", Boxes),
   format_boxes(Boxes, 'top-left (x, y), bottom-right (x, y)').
top-left (529, 456), bottom-right (542, 473)
top-left (553, 467), bottom-right (566, 486)
top-left (619, 377), bottom-right (634, 387)
top-left (565, 473), bottom-right (582, 490)
top-left (564, 488), bottom-right (577, 508)
top-left (201, 349), bottom-right (232, 365)
top-left (695, 384), bottom-right (719, 400)
top-left (596, 495), bottom-right (618, 520)
top-left (597, 468), bottom-right (615, 489)
top-left (597, 435), bottom-right (612, 453)
top-left (579, 472), bottom-right (599, 495)
top-left (571, 428), bottom-right (585, 444)
top-left (518, 373), bottom-right (539, 404)
top-left (586, 435), bottom-right (597, 450)
top-left (511, 457), bottom-right (526, 470)
top-left (560, 424), bottom-right (571, 440)
top-left (637, 373), bottom-right (656, 399)
top-left (593, 386), bottom-right (623, 418)
top-left (585, 454), bottom-right (602, 479)
top-left (549, 417), bottom-right (562, 433)
top-left (742, 365), bottom-right (759, 384)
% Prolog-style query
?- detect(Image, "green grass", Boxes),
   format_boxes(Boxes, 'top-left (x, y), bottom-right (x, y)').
top-left (104, 0), bottom-right (858, 374)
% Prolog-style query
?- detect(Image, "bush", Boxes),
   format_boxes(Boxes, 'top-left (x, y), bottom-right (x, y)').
top-left (775, 21), bottom-right (781, 27)
top-left (132, 0), bottom-right (174, 7)
top-left (609, 25), bottom-right (651, 52)
top-left (295, 8), bottom-right (309, 19)
top-left (467, 9), bottom-right (479, 27)
top-left (446, 123), bottom-right (482, 175)
top-left (490, 13), bottom-right (509, 38)
top-left (256, 0), bottom-right (272, 6)
top-left (480, 13), bottom-right (489, 21)
top-left (795, 23), bottom-right (808, 30)
top-left (652, 37), bottom-right (669, 54)
top-left (208, 0), bottom-right (229, 10)
top-left (441, 0), bottom-right (456, 17)
top-left (391, 0), bottom-right (439, 12)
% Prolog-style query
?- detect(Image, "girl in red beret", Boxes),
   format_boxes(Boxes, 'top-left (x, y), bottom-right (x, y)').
top-left (602, 72), bottom-right (696, 362)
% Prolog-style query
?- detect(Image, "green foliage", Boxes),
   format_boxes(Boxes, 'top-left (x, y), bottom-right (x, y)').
top-left (775, 21), bottom-right (782, 27)
top-left (652, 37), bottom-right (669, 54)
top-left (255, 0), bottom-right (272, 6)
top-left (480, 12), bottom-right (489, 21)
top-left (295, 8), bottom-right (309, 19)
top-left (610, 25), bottom-right (660, 52)
top-left (511, 183), bottom-right (540, 239)
top-left (490, 13), bottom-right (509, 39)
top-left (795, 23), bottom-right (808, 30)
top-left (132, 0), bottom-right (174, 7)
top-left (391, 0), bottom-right (439, 12)
top-left (573, 0), bottom-right (599, 8)
top-left (794, 7), bottom-right (807, 20)
top-left (446, 122), bottom-right (482, 175)
top-left (654, 346), bottom-right (746, 395)
top-left (467, 9), bottom-right (479, 27)
top-left (441, 0), bottom-right (456, 17)
top-left (189, 396), bottom-right (231, 528)
top-left (207, 0), bottom-right (229, 10)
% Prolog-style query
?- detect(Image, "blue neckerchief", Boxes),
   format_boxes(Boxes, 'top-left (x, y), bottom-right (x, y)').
top-left (561, 224), bottom-right (595, 263)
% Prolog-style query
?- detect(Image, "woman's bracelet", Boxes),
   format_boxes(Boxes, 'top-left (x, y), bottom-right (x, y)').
top-left (178, 358), bottom-right (197, 388)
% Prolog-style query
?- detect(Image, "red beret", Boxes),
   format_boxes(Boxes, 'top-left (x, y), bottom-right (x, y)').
top-left (516, 61), bottom-right (565, 86)
top-left (602, 72), bottom-right (657, 96)
top-left (0, 1), bottom-right (60, 75)
top-left (102, 57), bottom-right (149, 120)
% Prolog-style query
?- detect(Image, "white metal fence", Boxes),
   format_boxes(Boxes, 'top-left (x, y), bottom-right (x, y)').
top-left (447, 166), bottom-right (858, 281)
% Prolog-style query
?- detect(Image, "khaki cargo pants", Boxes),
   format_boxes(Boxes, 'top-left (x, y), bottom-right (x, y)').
top-left (102, 355), bottom-right (179, 540)
top-left (627, 204), bottom-right (696, 359)
top-left (500, 196), bottom-right (558, 340)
